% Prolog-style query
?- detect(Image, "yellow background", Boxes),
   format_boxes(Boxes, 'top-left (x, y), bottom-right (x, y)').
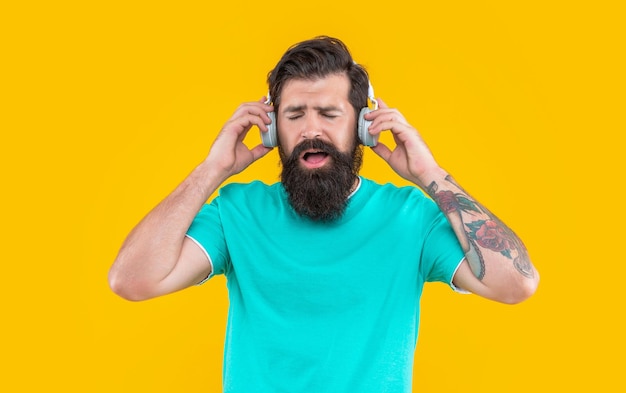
top-left (2, 0), bottom-right (624, 391)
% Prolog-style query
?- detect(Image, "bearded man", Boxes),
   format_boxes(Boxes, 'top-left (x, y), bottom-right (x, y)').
top-left (109, 36), bottom-right (539, 393)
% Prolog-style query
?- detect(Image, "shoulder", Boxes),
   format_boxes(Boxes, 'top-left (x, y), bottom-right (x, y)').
top-left (219, 180), bottom-right (281, 199)
top-left (216, 181), bottom-right (284, 212)
top-left (360, 177), bottom-right (431, 204)
top-left (358, 177), bottom-right (442, 220)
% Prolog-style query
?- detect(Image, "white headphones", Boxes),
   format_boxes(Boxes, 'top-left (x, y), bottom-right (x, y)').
top-left (261, 72), bottom-right (379, 147)
top-left (357, 81), bottom-right (379, 147)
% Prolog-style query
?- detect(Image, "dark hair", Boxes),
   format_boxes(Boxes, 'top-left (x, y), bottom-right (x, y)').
top-left (267, 36), bottom-right (370, 117)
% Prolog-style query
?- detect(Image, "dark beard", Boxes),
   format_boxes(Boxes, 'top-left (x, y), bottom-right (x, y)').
top-left (280, 138), bottom-right (363, 222)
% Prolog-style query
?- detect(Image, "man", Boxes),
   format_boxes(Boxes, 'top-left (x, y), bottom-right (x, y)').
top-left (109, 36), bottom-right (539, 392)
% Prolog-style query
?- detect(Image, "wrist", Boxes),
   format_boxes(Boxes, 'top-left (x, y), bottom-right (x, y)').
top-left (412, 166), bottom-right (449, 191)
top-left (192, 159), bottom-right (228, 196)
top-left (201, 154), bottom-right (235, 184)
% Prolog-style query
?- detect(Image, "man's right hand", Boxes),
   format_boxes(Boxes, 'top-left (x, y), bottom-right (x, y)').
top-left (108, 98), bottom-right (275, 301)
top-left (205, 97), bottom-right (274, 181)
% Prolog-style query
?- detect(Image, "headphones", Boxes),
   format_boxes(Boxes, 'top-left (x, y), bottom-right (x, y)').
top-left (261, 74), bottom-right (379, 148)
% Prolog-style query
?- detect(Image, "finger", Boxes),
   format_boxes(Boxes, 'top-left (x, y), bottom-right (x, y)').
top-left (234, 101), bottom-right (274, 119)
top-left (370, 141), bottom-right (392, 162)
top-left (365, 107), bottom-right (406, 128)
top-left (220, 117), bottom-right (264, 144)
top-left (248, 103), bottom-right (274, 128)
top-left (241, 115), bottom-right (270, 136)
top-left (258, 96), bottom-right (276, 113)
top-left (373, 119), bottom-right (412, 134)
top-left (250, 144), bottom-right (274, 161)
top-left (229, 106), bottom-right (273, 132)
top-left (377, 97), bottom-right (389, 109)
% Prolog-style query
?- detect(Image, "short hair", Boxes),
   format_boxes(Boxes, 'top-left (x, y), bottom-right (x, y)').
top-left (267, 36), bottom-right (370, 117)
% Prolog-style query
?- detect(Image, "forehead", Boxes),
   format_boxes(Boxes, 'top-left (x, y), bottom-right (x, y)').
top-left (279, 73), bottom-right (351, 107)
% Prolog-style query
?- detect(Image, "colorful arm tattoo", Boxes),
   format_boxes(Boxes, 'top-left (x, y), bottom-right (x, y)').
top-left (426, 176), bottom-right (534, 280)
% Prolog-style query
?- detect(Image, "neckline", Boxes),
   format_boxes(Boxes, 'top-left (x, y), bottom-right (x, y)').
top-left (278, 176), bottom-right (369, 224)
top-left (347, 176), bottom-right (362, 200)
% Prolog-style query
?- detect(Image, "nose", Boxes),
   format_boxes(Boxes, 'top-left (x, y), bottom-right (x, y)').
top-left (301, 115), bottom-right (322, 140)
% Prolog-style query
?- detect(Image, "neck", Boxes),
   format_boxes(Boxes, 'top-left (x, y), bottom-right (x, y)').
top-left (347, 176), bottom-right (361, 199)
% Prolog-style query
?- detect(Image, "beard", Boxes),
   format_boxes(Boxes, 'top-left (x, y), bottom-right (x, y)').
top-left (279, 138), bottom-right (363, 222)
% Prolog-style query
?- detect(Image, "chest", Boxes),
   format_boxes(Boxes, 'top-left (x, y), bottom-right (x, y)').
top-left (222, 211), bottom-right (425, 316)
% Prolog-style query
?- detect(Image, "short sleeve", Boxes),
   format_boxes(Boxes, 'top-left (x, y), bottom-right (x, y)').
top-left (185, 198), bottom-right (229, 280)
top-left (420, 209), bottom-right (466, 290)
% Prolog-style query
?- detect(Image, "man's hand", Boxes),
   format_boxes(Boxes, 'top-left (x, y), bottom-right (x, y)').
top-left (367, 99), bottom-right (538, 303)
top-left (366, 98), bottom-right (440, 189)
top-left (205, 97), bottom-right (274, 181)
top-left (109, 98), bottom-right (275, 301)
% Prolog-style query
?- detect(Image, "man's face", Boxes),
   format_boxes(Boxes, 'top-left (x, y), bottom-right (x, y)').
top-left (276, 73), bottom-right (362, 222)
top-left (276, 73), bottom-right (357, 163)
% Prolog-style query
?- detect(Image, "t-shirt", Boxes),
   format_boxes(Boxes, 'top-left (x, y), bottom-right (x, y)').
top-left (186, 177), bottom-right (465, 393)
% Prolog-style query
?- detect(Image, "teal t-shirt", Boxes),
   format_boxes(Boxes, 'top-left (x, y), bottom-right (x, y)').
top-left (186, 177), bottom-right (465, 392)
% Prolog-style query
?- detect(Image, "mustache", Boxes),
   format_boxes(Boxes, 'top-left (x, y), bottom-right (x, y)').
top-left (286, 139), bottom-right (344, 162)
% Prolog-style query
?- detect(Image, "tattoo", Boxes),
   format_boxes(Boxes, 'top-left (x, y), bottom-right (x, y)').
top-left (428, 176), bottom-right (534, 280)
top-left (466, 219), bottom-right (514, 258)
top-left (466, 238), bottom-right (486, 280)
top-left (513, 242), bottom-right (534, 278)
top-left (425, 181), bottom-right (438, 198)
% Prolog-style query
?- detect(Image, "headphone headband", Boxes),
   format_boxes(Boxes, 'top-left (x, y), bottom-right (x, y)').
top-left (352, 61), bottom-right (377, 110)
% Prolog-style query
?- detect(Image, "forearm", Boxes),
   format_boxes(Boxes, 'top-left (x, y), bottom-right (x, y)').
top-left (108, 159), bottom-right (224, 296)
top-left (416, 167), bottom-right (539, 302)
top-left (365, 100), bottom-right (538, 302)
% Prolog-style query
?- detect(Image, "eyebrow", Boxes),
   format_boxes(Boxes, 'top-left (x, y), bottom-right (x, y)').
top-left (283, 105), bottom-right (344, 113)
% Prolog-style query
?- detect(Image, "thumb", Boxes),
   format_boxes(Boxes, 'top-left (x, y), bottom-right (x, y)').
top-left (250, 144), bottom-right (273, 162)
top-left (370, 142), bottom-right (392, 162)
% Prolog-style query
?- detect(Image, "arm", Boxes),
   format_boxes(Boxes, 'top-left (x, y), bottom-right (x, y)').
top-left (367, 99), bottom-right (539, 304)
top-left (108, 98), bottom-right (274, 301)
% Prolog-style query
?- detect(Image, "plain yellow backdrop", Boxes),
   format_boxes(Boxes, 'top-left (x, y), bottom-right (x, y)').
top-left (2, 0), bottom-right (624, 391)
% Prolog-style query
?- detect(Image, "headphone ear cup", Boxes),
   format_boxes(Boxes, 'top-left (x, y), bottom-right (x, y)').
top-left (358, 107), bottom-right (378, 147)
top-left (262, 111), bottom-right (278, 147)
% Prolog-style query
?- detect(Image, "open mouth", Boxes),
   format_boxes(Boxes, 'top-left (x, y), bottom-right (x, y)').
top-left (300, 149), bottom-right (330, 168)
